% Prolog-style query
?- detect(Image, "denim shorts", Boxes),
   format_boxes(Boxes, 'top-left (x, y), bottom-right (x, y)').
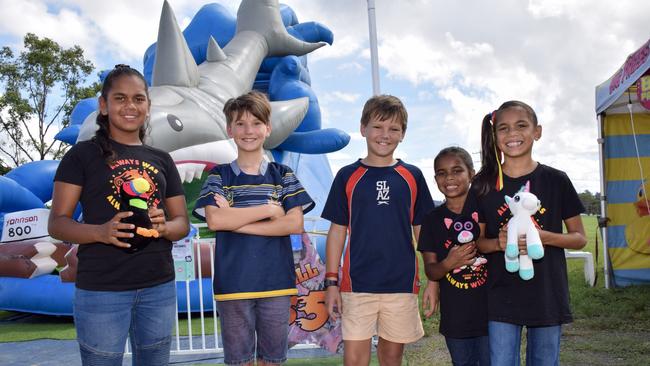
top-left (73, 280), bottom-right (176, 366)
top-left (216, 296), bottom-right (291, 365)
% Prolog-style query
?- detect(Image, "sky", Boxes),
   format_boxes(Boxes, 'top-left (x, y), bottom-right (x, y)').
top-left (1, 0), bottom-right (648, 199)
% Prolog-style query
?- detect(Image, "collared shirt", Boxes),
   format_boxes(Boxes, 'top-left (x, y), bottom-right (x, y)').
top-left (228, 159), bottom-right (269, 176)
top-left (194, 160), bottom-right (314, 301)
top-left (321, 159), bottom-right (434, 294)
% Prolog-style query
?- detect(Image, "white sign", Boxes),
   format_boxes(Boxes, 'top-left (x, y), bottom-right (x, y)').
top-left (172, 238), bottom-right (196, 281)
top-left (1, 208), bottom-right (50, 243)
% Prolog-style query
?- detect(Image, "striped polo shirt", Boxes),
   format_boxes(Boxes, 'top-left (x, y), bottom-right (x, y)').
top-left (194, 160), bottom-right (314, 301)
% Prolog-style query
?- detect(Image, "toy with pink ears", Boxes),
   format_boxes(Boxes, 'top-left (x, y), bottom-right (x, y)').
top-left (445, 212), bottom-right (488, 273)
top-left (504, 181), bottom-right (543, 280)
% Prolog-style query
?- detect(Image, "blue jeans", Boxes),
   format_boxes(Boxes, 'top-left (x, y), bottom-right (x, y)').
top-left (216, 296), bottom-right (291, 365)
top-left (488, 321), bottom-right (561, 366)
top-left (445, 336), bottom-right (490, 366)
top-left (73, 280), bottom-right (176, 366)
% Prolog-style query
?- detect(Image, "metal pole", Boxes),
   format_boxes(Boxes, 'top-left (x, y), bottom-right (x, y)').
top-left (367, 0), bottom-right (380, 95)
top-left (597, 113), bottom-right (611, 288)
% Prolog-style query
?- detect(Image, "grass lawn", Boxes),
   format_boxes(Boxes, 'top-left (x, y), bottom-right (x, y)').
top-left (0, 312), bottom-right (217, 342)
top-left (2, 215), bottom-right (650, 365)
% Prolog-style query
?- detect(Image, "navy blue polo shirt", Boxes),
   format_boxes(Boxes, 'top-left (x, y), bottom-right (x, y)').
top-left (321, 159), bottom-right (434, 294)
top-left (194, 160), bottom-right (314, 301)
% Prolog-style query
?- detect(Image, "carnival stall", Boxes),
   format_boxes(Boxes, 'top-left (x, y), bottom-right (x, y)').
top-left (596, 38), bottom-right (650, 287)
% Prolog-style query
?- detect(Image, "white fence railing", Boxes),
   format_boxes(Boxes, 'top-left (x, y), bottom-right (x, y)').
top-left (126, 234), bottom-right (222, 356)
top-left (126, 221), bottom-right (329, 357)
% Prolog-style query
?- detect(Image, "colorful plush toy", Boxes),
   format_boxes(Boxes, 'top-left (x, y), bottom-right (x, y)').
top-left (504, 182), bottom-right (543, 280)
top-left (444, 212), bottom-right (487, 273)
top-left (120, 177), bottom-right (159, 252)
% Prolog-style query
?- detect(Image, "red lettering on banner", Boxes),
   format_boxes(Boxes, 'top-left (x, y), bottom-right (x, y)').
top-left (609, 40), bottom-right (650, 95)
top-left (609, 69), bottom-right (623, 94)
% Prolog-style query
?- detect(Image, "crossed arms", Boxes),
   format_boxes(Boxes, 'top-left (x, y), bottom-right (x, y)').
top-left (204, 194), bottom-right (304, 236)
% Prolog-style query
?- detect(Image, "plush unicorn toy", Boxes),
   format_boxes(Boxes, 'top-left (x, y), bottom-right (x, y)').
top-left (504, 182), bottom-right (543, 280)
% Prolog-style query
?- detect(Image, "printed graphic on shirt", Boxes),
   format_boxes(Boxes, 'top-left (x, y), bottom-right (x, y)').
top-left (376, 180), bottom-right (390, 205)
top-left (442, 236), bottom-right (488, 290)
top-left (444, 213), bottom-right (488, 275)
top-left (106, 158), bottom-right (162, 210)
top-left (440, 211), bottom-right (488, 290)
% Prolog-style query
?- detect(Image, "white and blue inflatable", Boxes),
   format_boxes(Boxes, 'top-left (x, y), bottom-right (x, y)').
top-left (0, 0), bottom-right (347, 315)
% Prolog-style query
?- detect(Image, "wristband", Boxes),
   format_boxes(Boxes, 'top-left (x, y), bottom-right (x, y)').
top-left (324, 271), bottom-right (338, 279)
top-left (324, 279), bottom-right (339, 288)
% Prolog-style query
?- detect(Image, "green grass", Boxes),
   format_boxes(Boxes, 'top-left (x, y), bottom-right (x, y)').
top-left (2, 215), bottom-right (650, 365)
top-left (559, 216), bottom-right (650, 365)
top-left (0, 313), bottom-right (76, 342)
top-left (0, 313), bottom-right (217, 342)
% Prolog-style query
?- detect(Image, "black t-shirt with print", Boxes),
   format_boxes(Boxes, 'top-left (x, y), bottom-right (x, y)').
top-left (477, 163), bottom-right (584, 326)
top-left (55, 140), bottom-right (184, 291)
top-left (418, 191), bottom-right (488, 338)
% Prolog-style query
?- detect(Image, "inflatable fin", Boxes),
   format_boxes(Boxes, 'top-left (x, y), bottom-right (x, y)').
top-left (152, 0), bottom-right (200, 87)
top-left (265, 98), bottom-right (309, 149)
top-left (206, 36), bottom-right (226, 62)
top-left (236, 0), bottom-right (326, 57)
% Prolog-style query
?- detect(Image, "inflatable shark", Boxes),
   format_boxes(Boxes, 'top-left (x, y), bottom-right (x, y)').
top-left (0, 1), bottom-right (339, 323)
top-left (76, 0), bottom-right (328, 181)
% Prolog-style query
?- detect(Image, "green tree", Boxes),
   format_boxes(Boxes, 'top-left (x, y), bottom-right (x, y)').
top-left (578, 190), bottom-right (601, 215)
top-left (0, 33), bottom-right (100, 167)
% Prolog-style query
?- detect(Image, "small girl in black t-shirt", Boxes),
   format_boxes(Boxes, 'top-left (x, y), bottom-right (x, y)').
top-left (474, 101), bottom-right (586, 365)
top-left (418, 146), bottom-right (489, 366)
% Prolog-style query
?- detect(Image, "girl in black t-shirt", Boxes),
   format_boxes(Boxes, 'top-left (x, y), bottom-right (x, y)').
top-left (474, 101), bottom-right (586, 366)
top-left (418, 146), bottom-right (489, 366)
top-left (48, 65), bottom-right (189, 365)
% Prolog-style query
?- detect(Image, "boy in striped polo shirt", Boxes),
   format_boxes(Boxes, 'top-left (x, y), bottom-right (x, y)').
top-left (194, 91), bottom-right (313, 366)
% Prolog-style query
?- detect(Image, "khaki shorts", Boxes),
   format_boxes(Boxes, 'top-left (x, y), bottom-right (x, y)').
top-left (340, 292), bottom-right (424, 344)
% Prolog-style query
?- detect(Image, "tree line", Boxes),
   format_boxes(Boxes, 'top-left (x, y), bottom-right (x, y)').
top-left (578, 190), bottom-right (601, 215)
top-left (0, 33), bottom-right (100, 169)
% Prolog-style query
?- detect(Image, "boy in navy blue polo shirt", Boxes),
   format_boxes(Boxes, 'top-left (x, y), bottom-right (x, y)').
top-left (322, 95), bottom-right (437, 366)
top-left (194, 91), bottom-right (314, 366)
